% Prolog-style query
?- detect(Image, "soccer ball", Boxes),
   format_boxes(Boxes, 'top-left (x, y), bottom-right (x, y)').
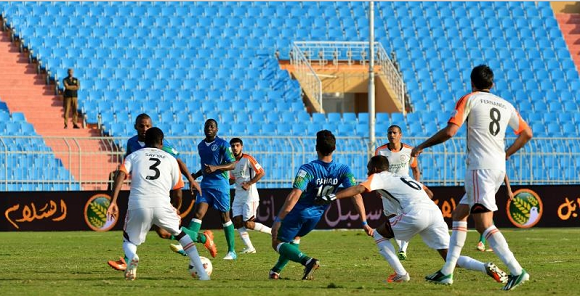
top-left (189, 256), bottom-right (213, 277)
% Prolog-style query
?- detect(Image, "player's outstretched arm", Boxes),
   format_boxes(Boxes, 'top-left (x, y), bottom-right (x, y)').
top-left (350, 194), bottom-right (373, 236)
top-left (412, 123), bottom-right (460, 157)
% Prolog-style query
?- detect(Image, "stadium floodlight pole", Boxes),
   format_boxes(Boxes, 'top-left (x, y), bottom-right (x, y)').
top-left (368, 1), bottom-right (376, 158)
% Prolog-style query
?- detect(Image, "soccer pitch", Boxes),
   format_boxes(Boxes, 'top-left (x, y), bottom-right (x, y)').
top-left (1, 228), bottom-right (578, 296)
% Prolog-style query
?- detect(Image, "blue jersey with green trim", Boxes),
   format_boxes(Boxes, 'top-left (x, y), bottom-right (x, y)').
top-left (198, 136), bottom-right (235, 189)
top-left (292, 159), bottom-right (356, 216)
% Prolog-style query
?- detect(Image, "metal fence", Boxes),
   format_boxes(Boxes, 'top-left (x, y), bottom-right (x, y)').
top-left (0, 135), bottom-right (578, 191)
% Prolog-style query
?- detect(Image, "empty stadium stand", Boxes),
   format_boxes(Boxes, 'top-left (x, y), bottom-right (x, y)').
top-left (0, 1), bottom-right (578, 189)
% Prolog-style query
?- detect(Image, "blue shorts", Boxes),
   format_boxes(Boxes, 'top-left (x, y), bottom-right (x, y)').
top-left (196, 187), bottom-right (230, 213)
top-left (277, 210), bottom-right (323, 242)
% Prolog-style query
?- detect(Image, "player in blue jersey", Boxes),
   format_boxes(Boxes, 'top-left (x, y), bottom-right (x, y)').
top-left (108, 113), bottom-right (201, 271)
top-left (269, 130), bottom-right (371, 280)
top-left (176, 119), bottom-right (237, 260)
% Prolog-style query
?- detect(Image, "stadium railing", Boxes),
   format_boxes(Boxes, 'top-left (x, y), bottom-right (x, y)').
top-left (291, 41), bottom-right (405, 112)
top-left (0, 136), bottom-right (577, 191)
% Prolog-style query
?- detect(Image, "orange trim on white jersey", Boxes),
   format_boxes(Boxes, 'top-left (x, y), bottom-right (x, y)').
top-left (360, 174), bottom-right (375, 192)
top-left (243, 154), bottom-right (264, 175)
top-left (172, 178), bottom-right (184, 190)
top-left (448, 92), bottom-right (474, 127)
top-left (514, 112), bottom-right (529, 135)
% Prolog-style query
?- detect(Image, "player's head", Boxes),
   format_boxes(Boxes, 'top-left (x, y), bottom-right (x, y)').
top-left (145, 127), bottom-right (164, 148)
top-left (387, 125), bottom-right (402, 144)
top-left (470, 64), bottom-right (494, 91)
top-left (316, 130), bottom-right (336, 156)
top-left (204, 119), bottom-right (218, 139)
top-left (367, 155), bottom-right (390, 176)
top-left (134, 113), bottom-right (152, 141)
top-left (230, 137), bottom-right (243, 158)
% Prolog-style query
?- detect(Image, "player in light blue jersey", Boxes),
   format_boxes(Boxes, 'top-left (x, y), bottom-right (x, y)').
top-left (178, 119), bottom-right (237, 260)
top-left (269, 130), bottom-right (371, 280)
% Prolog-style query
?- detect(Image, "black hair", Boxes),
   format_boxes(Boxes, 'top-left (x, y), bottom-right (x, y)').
top-left (135, 113), bottom-right (151, 125)
top-left (368, 155), bottom-right (390, 172)
top-left (316, 130), bottom-right (336, 156)
top-left (205, 119), bottom-right (218, 128)
top-left (145, 127), bottom-right (164, 147)
top-left (387, 125), bottom-right (402, 133)
top-left (471, 64), bottom-right (494, 90)
top-left (230, 137), bottom-right (243, 145)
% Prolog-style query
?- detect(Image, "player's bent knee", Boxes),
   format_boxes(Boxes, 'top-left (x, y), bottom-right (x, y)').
top-left (244, 220), bottom-right (255, 229)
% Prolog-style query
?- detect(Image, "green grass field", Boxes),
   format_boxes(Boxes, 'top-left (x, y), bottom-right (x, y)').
top-left (1, 228), bottom-right (578, 296)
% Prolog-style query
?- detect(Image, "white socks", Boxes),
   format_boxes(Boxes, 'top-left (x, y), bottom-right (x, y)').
top-left (123, 241), bottom-right (138, 261)
top-left (253, 222), bottom-right (272, 234)
top-left (441, 221), bottom-right (468, 275)
top-left (373, 231), bottom-right (406, 276)
top-left (457, 255), bottom-right (485, 272)
top-left (484, 226), bottom-right (523, 275)
top-left (237, 227), bottom-right (254, 249)
top-left (179, 234), bottom-right (209, 280)
top-left (397, 240), bottom-right (408, 253)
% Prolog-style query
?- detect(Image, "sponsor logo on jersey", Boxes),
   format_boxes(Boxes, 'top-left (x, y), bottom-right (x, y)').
top-left (84, 194), bottom-right (117, 232)
top-left (211, 144), bottom-right (218, 151)
top-left (506, 189), bottom-right (543, 228)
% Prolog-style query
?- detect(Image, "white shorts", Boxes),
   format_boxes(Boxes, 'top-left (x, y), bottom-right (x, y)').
top-left (389, 206), bottom-right (449, 250)
top-left (231, 198), bottom-right (259, 221)
top-left (123, 205), bottom-right (181, 245)
top-left (460, 169), bottom-right (505, 212)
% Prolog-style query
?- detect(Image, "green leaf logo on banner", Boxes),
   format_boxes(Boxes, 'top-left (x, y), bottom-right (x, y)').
top-left (506, 189), bottom-right (543, 228)
top-left (84, 194), bottom-right (117, 232)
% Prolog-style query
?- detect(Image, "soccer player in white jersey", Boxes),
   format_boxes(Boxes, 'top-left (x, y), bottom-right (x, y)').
top-left (229, 138), bottom-right (271, 254)
top-left (316, 155), bottom-right (508, 284)
top-left (106, 128), bottom-right (210, 281)
top-left (375, 125), bottom-right (433, 260)
top-left (412, 65), bottom-right (533, 290)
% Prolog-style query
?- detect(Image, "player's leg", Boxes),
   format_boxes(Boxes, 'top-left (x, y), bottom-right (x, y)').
top-left (155, 205), bottom-right (209, 280)
top-left (476, 211), bottom-right (529, 290)
top-left (233, 198), bottom-right (254, 253)
top-left (220, 210), bottom-right (237, 259)
top-left (474, 170), bottom-right (528, 290)
top-left (275, 214), bottom-right (321, 280)
top-left (429, 203), bottom-right (470, 281)
top-left (245, 200), bottom-right (271, 234)
top-left (374, 220), bottom-right (409, 282)
top-left (397, 240), bottom-right (408, 260)
top-left (270, 236), bottom-right (300, 279)
top-left (122, 208), bottom-right (153, 281)
top-left (211, 188), bottom-right (236, 259)
top-left (424, 210), bottom-right (507, 284)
